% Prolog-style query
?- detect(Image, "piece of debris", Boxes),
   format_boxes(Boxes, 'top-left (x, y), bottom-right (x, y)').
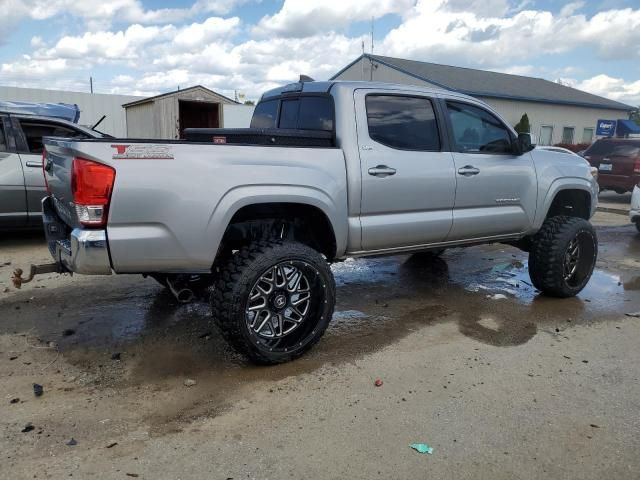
top-left (111, 352), bottom-right (121, 360)
top-left (625, 312), bottom-right (640, 318)
top-left (10, 398), bottom-right (20, 404)
top-left (409, 443), bottom-right (433, 455)
top-left (62, 329), bottom-right (75, 337)
top-left (66, 438), bottom-right (77, 446)
top-left (3, 287), bottom-right (10, 293)
top-left (125, 474), bottom-right (139, 478)
top-left (33, 384), bottom-right (44, 397)
top-left (374, 378), bottom-right (383, 387)
top-left (21, 423), bottom-right (35, 433)
top-left (106, 442), bottom-right (118, 449)
top-left (590, 424), bottom-right (600, 429)
top-left (9, 355), bottom-right (18, 360)
top-left (199, 331), bottom-right (212, 339)
top-left (486, 294), bottom-right (507, 300)
top-left (184, 378), bottom-right (197, 387)
top-left (582, 360), bottom-right (589, 364)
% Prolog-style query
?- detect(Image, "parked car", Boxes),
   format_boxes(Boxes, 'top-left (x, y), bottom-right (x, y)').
top-left (0, 107), bottom-right (106, 229)
top-left (630, 183), bottom-right (640, 233)
top-left (20, 80), bottom-right (599, 364)
top-left (537, 146), bottom-right (582, 156)
top-left (583, 138), bottom-right (640, 193)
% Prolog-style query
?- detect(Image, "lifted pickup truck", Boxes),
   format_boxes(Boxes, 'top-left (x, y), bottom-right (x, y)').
top-left (22, 80), bottom-right (599, 364)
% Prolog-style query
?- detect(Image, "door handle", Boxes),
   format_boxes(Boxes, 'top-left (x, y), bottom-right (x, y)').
top-left (26, 161), bottom-right (43, 168)
top-left (368, 165), bottom-right (397, 177)
top-left (457, 165), bottom-right (480, 176)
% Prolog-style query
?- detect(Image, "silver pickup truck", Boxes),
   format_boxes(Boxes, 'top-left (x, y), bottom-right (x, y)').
top-left (21, 80), bottom-right (599, 364)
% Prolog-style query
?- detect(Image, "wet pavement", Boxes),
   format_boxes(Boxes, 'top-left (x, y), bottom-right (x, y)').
top-left (1, 215), bottom-right (640, 479)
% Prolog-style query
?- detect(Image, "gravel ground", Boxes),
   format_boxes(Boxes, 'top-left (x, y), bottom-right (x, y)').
top-left (1, 211), bottom-right (639, 479)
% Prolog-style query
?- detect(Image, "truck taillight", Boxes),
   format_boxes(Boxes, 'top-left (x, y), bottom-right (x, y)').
top-left (71, 158), bottom-right (115, 227)
top-left (42, 148), bottom-right (50, 194)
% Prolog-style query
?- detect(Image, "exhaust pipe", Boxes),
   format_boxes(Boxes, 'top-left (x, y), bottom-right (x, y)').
top-left (166, 277), bottom-right (195, 304)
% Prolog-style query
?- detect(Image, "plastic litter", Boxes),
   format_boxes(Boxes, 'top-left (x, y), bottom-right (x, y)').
top-left (66, 438), bottom-right (77, 446)
top-left (486, 294), bottom-right (507, 300)
top-left (374, 378), bottom-right (383, 387)
top-left (409, 443), bottom-right (433, 454)
top-left (625, 312), bottom-right (640, 318)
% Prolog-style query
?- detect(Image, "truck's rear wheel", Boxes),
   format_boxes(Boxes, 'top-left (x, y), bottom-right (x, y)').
top-left (528, 216), bottom-right (597, 297)
top-left (212, 239), bottom-right (335, 364)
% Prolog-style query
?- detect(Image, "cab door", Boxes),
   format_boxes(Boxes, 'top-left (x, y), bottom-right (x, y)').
top-left (442, 100), bottom-right (537, 241)
top-left (355, 90), bottom-right (456, 251)
top-left (0, 115), bottom-right (28, 227)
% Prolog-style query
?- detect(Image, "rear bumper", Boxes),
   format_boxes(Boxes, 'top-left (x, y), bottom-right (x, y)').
top-left (42, 197), bottom-right (112, 275)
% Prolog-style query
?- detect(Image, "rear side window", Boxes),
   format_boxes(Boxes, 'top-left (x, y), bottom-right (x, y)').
top-left (298, 97), bottom-right (333, 131)
top-left (250, 99), bottom-right (278, 128)
top-left (446, 101), bottom-right (512, 153)
top-left (19, 121), bottom-right (88, 154)
top-left (365, 95), bottom-right (440, 151)
top-left (278, 99), bottom-right (299, 129)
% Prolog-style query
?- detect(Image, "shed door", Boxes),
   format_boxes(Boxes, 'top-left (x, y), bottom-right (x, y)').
top-left (178, 100), bottom-right (219, 138)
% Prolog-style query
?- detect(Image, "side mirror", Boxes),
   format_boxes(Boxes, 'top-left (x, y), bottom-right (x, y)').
top-left (515, 132), bottom-right (535, 155)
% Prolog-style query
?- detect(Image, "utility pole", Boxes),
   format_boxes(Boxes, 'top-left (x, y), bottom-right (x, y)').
top-left (370, 17), bottom-right (374, 54)
top-left (89, 76), bottom-right (93, 94)
top-left (361, 40), bottom-right (365, 80)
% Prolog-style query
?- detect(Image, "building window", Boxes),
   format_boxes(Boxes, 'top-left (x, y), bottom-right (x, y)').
top-left (539, 125), bottom-right (553, 146)
top-left (561, 127), bottom-right (575, 144)
top-left (582, 128), bottom-right (594, 144)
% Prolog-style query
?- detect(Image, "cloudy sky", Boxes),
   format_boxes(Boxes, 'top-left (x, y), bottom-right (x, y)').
top-left (0, 0), bottom-right (639, 104)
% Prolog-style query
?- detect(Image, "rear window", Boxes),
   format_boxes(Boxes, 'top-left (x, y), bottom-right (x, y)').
top-left (585, 140), bottom-right (640, 157)
top-left (251, 95), bottom-right (334, 132)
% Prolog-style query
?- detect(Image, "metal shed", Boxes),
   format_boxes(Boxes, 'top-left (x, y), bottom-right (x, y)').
top-left (123, 85), bottom-right (238, 139)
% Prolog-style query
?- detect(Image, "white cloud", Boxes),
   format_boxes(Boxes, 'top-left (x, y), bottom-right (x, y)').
top-left (575, 74), bottom-right (640, 106)
top-left (253, 0), bottom-right (415, 38)
top-left (0, 0), bottom-right (639, 105)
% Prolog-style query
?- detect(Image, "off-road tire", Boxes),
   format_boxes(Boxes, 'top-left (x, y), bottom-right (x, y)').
top-left (211, 239), bottom-right (335, 364)
top-left (528, 216), bottom-right (597, 297)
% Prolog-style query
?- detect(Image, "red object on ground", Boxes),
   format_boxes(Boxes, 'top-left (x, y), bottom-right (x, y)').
top-left (374, 379), bottom-right (383, 387)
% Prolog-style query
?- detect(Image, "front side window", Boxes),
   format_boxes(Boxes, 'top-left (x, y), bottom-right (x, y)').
top-left (19, 121), bottom-right (87, 154)
top-left (365, 95), bottom-right (440, 151)
top-left (446, 101), bottom-right (512, 153)
top-left (562, 127), bottom-right (575, 144)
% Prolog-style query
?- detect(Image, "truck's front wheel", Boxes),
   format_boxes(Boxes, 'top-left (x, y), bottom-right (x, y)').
top-left (528, 216), bottom-right (597, 297)
top-left (212, 239), bottom-right (335, 364)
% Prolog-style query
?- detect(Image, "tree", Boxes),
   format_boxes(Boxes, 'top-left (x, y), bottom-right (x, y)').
top-left (513, 113), bottom-right (531, 134)
top-left (630, 107), bottom-right (640, 126)
top-left (244, 100), bottom-right (255, 106)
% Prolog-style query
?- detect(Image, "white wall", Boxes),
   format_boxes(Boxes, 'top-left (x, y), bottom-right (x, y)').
top-left (478, 97), bottom-right (625, 146)
top-left (0, 86), bottom-right (143, 137)
top-left (222, 104), bottom-right (255, 127)
top-left (334, 58), bottom-right (628, 145)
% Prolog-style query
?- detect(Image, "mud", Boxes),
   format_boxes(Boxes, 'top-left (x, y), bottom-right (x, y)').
top-left (1, 213), bottom-right (640, 479)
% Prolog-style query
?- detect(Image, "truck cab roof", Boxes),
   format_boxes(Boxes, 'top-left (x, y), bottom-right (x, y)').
top-left (260, 80), bottom-right (474, 102)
